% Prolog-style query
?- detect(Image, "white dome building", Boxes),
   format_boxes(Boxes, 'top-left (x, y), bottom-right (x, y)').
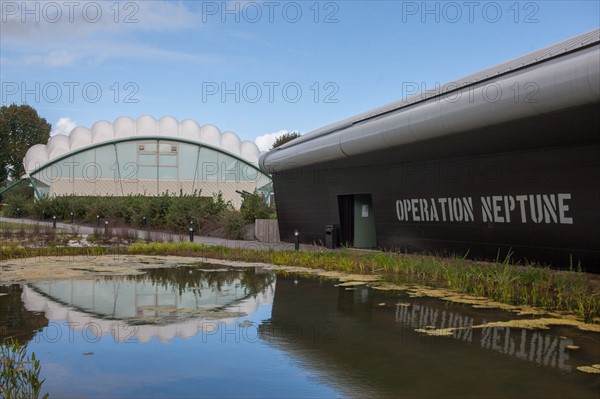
top-left (19, 116), bottom-right (271, 209)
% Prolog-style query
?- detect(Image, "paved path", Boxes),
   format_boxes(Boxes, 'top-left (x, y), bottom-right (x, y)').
top-left (0, 217), bottom-right (317, 251)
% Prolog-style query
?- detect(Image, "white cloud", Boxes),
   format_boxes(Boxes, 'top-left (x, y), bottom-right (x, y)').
top-left (1, 1), bottom-right (200, 42)
top-left (24, 51), bottom-right (79, 67)
top-left (1, 1), bottom-right (209, 67)
top-left (255, 130), bottom-right (291, 152)
top-left (51, 117), bottom-right (77, 136)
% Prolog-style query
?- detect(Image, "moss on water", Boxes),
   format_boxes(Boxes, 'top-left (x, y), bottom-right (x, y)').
top-left (417, 317), bottom-right (600, 336)
top-left (338, 281), bottom-right (368, 287)
top-left (0, 252), bottom-right (600, 332)
top-left (577, 366), bottom-right (600, 374)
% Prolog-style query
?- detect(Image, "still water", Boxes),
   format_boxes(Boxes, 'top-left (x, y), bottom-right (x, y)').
top-left (1, 265), bottom-right (599, 398)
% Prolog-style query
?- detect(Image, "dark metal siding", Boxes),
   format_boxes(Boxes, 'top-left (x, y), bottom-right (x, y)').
top-left (272, 103), bottom-right (600, 271)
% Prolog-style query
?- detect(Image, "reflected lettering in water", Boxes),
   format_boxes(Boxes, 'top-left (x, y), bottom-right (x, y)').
top-left (395, 302), bottom-right (575, 371)
top-left (1, 267), bottom-right (598, 398)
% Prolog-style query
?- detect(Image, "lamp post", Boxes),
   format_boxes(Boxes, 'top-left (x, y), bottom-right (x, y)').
top-left (294, 229), bottom-right (300, 251)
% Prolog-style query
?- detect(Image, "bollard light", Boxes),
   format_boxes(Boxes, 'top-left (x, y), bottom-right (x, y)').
top-left (52, 215), bottom-right (57, 229)
top-left (142, 216), bottom-right (147, 227)
top-left (104, 220), bottom-right (109, 235)
top-left (16, 208), bottom-right (20, 218)
top-left (96, 215), bottom-right (100, 227)
top-left (189, 226), bottom-right (194, 242)
top-left (70, 212), bottom-right (74, 223)
top-left (294, 229), bottom-right (300, 251)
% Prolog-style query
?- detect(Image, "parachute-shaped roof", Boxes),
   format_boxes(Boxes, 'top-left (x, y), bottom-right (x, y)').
top-left (23, 115), bottom-right (261, 174)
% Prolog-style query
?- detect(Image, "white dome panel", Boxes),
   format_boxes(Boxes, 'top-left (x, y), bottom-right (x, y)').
top-left (47, 134), bottom-right (70, 154)
top-left (45, 301), bottom-right (68, 320)
top-left (48, 146), bottom-right (68, 161)
top-left (221, 131), bottom-right (242, 156)
top-left (24, 144), bottom-right (48, 173)
top-left (21, 116), bottom-right (262, 175)
top-left (135, 325), bottom-right (157, 343)
top-left (157, 324), bottom-right (178, 342)
top-left (113, 116), bottom-right (136, 139)
top-left (69, 127), bottom-right (92, 151)
top-left (180, 119), bottom-right (202, 142)
top-left (158, 116), bottom-right (179, 137)
top-left (241, 141), bottom-right (260, 164)
top-left (91, 120), bottom-right (115, 143)
top-left (137, 115), bottom-right (159, 136)
top-left (200, 124), bottom-right (222, 148)
top-left (178, 320), bottom-right (200, 339)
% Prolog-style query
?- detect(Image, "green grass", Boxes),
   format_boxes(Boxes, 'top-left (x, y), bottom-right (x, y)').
top-left (2, 239), bottom-right (598, 323)
top-left (0, 221), bottom-right (38, 230)
top-left (125, 242), bottom-right (600, 323)
top-left (0, 245), bottom-right (112, 261)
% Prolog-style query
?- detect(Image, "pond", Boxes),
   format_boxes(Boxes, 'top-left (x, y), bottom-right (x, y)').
top-left (1, 264), bottom-right (599, 398)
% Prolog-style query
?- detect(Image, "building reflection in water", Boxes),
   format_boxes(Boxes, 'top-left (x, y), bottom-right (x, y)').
top-left (0, 285), bottom-right (49, 342)
top-left (259, 275), bottom-right (599, 399)
top-left (19, 267), bottom-right (275, 343)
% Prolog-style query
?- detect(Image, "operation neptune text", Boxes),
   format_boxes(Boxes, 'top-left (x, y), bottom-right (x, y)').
top-left (396, 193), bottom-right (573, 224)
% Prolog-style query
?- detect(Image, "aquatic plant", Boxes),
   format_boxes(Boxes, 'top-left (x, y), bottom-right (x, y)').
top-left (3, 238), bottom-right (599, 323)
top-left (0, 338), bottom-right (48, 399)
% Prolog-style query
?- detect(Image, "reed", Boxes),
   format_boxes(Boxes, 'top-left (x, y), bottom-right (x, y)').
top-left (0, 338), bottom-right (48, 399)
top-left (2, 238), bottom-right (598, 323)
top-left (124, 242), bottom-right (600, 323)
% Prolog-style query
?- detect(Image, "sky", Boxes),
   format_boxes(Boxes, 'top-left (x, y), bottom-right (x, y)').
top-left (1, 0), bottom-right (599, 150)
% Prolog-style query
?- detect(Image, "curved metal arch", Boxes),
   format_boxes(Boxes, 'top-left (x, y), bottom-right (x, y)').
top-left (25, 136), bottom-right (270, 179)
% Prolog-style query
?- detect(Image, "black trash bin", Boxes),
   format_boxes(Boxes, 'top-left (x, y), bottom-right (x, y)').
top-left (325, 224), bottom-right (339, 249)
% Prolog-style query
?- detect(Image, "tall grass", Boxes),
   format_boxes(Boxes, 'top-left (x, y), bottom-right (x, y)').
top-left (125, 242), bottom-right (600, 323)
top-left (0, 338), bottom-right (48, 399)
top-left (3, 235), bottom-right (598, 323)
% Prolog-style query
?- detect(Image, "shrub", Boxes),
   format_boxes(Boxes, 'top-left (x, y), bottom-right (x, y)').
top-left (240, 191), bottom-right (272, 222)
top-left (2, 191), bottom-right (232, 230)
top-left (221, 210), bottom-right (245, 239)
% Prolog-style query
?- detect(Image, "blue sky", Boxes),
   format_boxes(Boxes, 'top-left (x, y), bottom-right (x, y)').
top-left (1, 0), bottom-right (598, 150)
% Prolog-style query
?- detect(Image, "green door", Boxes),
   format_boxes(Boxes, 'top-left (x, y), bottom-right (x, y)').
top-left (353, 194), bottom-right (377, 248)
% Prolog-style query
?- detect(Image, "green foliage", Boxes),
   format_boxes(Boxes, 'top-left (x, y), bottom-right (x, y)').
top-left (270, 131), bottom-right (301, 149)
top-left (0, 105), bottom-right (51, 181)
top-left (0, 338), bottom-right (48, 399)
top-left (126, 242), bottom-right (600, 323)
top-left (221, 210), bottom-right (246, 239)
top-left (3, 192), bottom-right (232, 230)
top-left (240, 191), bottom-right (272, 222)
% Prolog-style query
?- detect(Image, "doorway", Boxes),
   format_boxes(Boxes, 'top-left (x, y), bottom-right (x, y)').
top-left (337, 194), bottom-right (377, 248)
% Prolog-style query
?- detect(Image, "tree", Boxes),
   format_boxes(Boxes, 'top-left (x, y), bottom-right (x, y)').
top-left (240, 190), bottom-right (272, 222)
top-left (271, 131), bottom-right (301, 150)
top-left (0, 104), bottom-right (51, 182)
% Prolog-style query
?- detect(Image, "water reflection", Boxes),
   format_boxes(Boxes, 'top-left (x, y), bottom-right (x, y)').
top-left (262, 277), bottom-right (600, 399)
top-left (0, 285), bottom-right (48, 342)
top-left (22, 267), bottom-right (275, 343)
top-left (1, 268), bottom-right (598, 398)
top-left (395, 302), bottom-right (575, 371)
